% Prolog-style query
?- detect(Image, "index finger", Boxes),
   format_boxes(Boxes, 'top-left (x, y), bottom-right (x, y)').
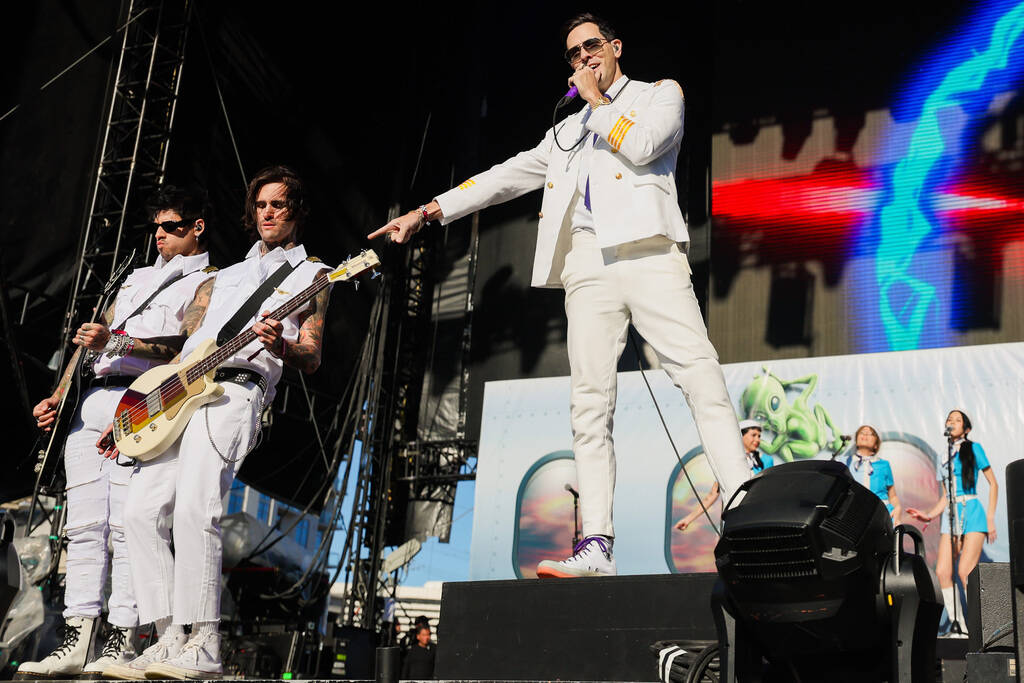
top-left (367, 224), bottom-right (395, 240)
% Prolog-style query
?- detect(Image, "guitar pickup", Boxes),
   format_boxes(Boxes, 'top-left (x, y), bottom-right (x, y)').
top-left (146, 391), bottom-right (161, 417)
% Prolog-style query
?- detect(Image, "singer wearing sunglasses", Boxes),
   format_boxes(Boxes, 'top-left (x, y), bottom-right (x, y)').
top-left (369, 13), bottom-right (749, 578)
top-left (906, 410), bottom-right (998, 637)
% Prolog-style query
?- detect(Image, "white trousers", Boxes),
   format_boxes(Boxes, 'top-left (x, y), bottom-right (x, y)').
top-left (64, 387), bottom-right (138, 627)
top-left (125, 381), bottom-right (261, 625)
top-left (561, 231), bottom-right (750, 538)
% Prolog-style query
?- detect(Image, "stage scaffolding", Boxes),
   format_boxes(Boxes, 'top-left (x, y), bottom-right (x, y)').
top-left (53, 0), bottom-right (192, 382)
top-left (26, 0), bottom-right (192, 592)
top-left (340, 209), bottom-right (479, 630)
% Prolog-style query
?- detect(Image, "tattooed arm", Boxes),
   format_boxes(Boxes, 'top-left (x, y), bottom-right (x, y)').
top-left (181, 276), bottom-right (215, 336)
top-left (126, 276), bottom-right (216, 361)
top-left (253, 269), bottom-right (329, 374)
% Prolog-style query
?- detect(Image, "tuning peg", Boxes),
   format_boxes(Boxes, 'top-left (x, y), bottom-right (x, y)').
top-left (371, 270), bottom-right (382, 280)
top-left (354, 279), bottom-right (360, 291)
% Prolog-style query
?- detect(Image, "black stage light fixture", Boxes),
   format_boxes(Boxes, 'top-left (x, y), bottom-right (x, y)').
top-left (712, 460), bottom-right (942, 683)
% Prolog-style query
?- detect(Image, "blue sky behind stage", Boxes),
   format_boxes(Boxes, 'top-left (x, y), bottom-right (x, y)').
top-left (328, 475), bottom-right (476, 586)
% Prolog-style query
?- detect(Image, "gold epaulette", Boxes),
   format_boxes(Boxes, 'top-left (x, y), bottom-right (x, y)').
top-left (306, 256), bottom-right (323, 263)
top-left (202, 265), bottom-right (219, 273)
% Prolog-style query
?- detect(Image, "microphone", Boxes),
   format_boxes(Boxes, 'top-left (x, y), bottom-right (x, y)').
top-left (564, 483), bottom-right (580, 498)
top-left (558, 85), bottom-right (579, 108)
top-left (944, 426), bottom-right (953, 438)
top-left (839, 434), bottom-right (853, 442)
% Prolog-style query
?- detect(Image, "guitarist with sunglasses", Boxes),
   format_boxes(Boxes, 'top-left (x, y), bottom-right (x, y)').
top-left (105, 165), bottom-right (331, 680)
top-left (18, 186), bottom-right (217, 679)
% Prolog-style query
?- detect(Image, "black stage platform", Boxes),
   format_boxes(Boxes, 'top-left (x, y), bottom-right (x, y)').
top-left (438, 573), bottom-right (719, 681)
top-left (437, 573), bottom-right (974, 683)
top-left (39, 573), bottom-right (976, 682)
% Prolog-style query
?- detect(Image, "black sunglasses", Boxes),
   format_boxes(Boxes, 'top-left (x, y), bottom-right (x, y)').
top-left (565, 37), bottom-right (611, 65)
top-left (146, 219), bottom-right (193, 232)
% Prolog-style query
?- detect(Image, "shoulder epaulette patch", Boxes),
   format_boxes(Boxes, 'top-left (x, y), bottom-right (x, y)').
top-left (202, 265), bottom-right (219, 273)
top-left (657, 78), bottom-right (685, 98)
top-left (306, 256), bottom-right (323, 263)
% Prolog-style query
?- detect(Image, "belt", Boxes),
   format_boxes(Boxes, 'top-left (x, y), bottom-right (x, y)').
top-left (214, 368), bottom-right (268, 395)
top-left (955, 494), bottom-right (977, 504)
top-left (87, 374), bottom-right (136, 390)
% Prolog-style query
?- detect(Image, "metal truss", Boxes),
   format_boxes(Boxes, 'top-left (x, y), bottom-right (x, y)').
top-left (339, 208), bottom-right (480, 630)
top-left (54, 0), bottom-right (192, 375)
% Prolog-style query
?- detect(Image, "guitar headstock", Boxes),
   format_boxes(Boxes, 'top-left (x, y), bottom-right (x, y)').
top-left (328, 249), bottom-right (381, 283)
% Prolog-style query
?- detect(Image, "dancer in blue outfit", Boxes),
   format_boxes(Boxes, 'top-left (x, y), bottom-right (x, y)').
top-left (907, 410), bottom-right (999, 637)
top-left (844, 425), bottom-right (902, 525)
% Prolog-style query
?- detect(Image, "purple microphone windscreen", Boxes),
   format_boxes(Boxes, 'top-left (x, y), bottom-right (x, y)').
top-left (565, 85), bottom-right (579, 99)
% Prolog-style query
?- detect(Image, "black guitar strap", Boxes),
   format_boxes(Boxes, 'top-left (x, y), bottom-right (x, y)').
top-left (112, 270), bottom-right (190, 331)
top-left (217, 261), bottom-right (297, 345)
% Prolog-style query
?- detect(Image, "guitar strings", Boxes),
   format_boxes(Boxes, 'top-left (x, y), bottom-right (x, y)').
top-left (115, 255), bottom-right (375, 428)
top-left (114, 270), bottom-right (338, 429)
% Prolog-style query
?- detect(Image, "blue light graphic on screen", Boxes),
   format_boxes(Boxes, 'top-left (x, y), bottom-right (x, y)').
top-left (873, 1), bottom-right (1024, 351)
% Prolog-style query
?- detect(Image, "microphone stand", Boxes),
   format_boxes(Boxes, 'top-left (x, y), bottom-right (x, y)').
top-left (565, 485), bottom-right (581, 551)
top-left (945, 434), bottom-right (964, 636)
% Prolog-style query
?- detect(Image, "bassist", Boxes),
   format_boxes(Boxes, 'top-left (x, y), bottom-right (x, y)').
top-left (110, 166), bottom-right (330, 680)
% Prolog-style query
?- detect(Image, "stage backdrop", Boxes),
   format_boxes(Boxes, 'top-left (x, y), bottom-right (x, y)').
top-left (469, 342), bottom-right (1024, 579)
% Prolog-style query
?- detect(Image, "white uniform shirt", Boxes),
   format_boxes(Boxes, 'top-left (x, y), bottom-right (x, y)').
top-left (94, 251), bottom-right (214, 378)
top-left (571, 76), bottom-right (631, 234)
top-left (179, 242), bottom-right (326, 403)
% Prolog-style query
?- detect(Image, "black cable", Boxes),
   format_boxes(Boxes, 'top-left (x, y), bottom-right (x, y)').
top-left (687, 644), bottom-right (719, 683)
top-left (195, 0), bottom-right (247, 189)
top-left (0, 8), bottom-right (153, 124)
top-left (628, 328), bottom-right (721, 536)
top-left (551, 79), bottom-right (632, 152)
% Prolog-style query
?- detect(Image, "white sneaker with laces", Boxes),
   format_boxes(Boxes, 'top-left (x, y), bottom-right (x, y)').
top-left (103, 632), bottom-right (187, 680)
top-left (144, 631), bottom-right (223, 680)
top-left (536, 536), bottom-right (617, 578)
top-left (83, 625), bottom-right (136, 677)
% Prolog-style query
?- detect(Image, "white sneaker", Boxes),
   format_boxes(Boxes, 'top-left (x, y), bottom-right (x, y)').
top-left (536, 536), bottom-right (617, 578)
top-left (83, 625), bottom-right (136, 677)
top-left (144, 632), bottom-right (223, 679)
top-left (103, 632), bottom-right (187, 680)
top-left (15, 615), bottom-right (97, 679)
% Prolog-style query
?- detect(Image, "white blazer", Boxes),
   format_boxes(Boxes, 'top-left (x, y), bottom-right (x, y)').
top-left (435, 77), bottom-right (688, 288)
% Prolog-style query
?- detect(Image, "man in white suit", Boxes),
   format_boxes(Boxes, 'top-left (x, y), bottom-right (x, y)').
top-left (369, 13), bottom-right (749, 577)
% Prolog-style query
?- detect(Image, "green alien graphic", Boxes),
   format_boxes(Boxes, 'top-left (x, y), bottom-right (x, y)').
top-left (740, 368), bottom-right (845, 462)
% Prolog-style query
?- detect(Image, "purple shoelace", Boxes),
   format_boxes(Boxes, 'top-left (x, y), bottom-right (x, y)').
top-left (573, 535), bottom-right (608, 556)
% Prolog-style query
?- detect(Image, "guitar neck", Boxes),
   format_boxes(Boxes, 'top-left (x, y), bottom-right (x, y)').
top-left (53, 346), bottom-right (84, 402)
top-left (185, 271), bottom-right (330, 381)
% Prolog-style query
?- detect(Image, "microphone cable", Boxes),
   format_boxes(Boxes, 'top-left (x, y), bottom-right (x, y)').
top-left (551, 78), bottom-right (631, 152)
top-left (628, 328), bottom-right (721, 537)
